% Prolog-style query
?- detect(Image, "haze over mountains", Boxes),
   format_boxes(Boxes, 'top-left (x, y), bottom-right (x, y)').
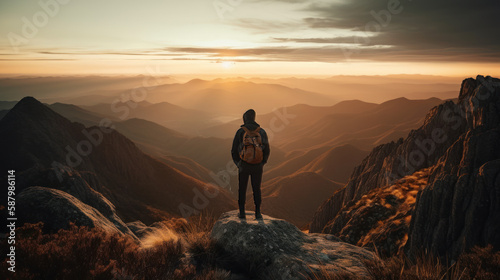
top-left (0, 74), bottom-right (459, 112)
top-left (0, 74), bottom-right (459, 230)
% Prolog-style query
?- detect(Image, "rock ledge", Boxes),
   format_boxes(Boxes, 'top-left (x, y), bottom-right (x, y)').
top-left (211, 210), bottom-right (378, 279)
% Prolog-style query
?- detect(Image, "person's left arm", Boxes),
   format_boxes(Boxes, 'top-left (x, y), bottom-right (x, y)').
top-left (260, 129), bottom-right (270, 164)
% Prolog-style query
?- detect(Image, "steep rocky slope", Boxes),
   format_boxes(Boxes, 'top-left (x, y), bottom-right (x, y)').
top-left (310, 97), bottom-right (465, 232)
top-left (406, 76), bottom-right (500, 260)
top-left (322, 168), bottom-right (430, 257)
top-left (311, 75), bottom-right (500, 260)
top-left (258, 172), bottom-right (344, 227)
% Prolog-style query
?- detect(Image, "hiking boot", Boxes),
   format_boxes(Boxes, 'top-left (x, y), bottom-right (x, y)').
top-left (255, 211), bottom-right (263, 220)
top-left (238, 210), bottom-right (246, 219)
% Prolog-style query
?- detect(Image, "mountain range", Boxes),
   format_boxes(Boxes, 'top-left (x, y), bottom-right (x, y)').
top-left (310, 75), bottom-right (500, 260)
top-left (0, 95), bottom-right (445, 228)
top-left (0, 97), bottom-right (235, 229)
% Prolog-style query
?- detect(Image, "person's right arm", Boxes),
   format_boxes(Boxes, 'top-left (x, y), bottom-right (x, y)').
top-left (231, 129), bottom-right (242, 166)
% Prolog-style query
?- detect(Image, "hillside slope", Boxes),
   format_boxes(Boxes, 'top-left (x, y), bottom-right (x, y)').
top-left (0, 97), bottom-right (235, 225)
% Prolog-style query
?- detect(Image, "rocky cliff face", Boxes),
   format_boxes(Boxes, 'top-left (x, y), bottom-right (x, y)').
top-left (406, 76), bottom-right (500, 260)
top-left (311, 75), bottom-right (500, 260)
top-left (211, 210), bottom-right (378, 280)
top-left (310, 96), bottom-right (464, 232)
top-left (323, 168), bottom-right (430, 257)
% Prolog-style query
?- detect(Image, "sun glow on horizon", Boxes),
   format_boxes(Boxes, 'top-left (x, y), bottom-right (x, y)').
top-left (221, 61), bottom-right (236, 69)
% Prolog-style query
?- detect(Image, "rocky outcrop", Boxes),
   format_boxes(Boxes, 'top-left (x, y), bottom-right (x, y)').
top-left (311, 75), bottom-right (500, 260)
top-left (406, 76), bottom-right (500, 260)
top-left (211, 210), bottom-right (378, 280)
top-left (17, 186), bottom-right (138, 240)
top-left (323, 168), bottom-right (430, 257)
top-left (311, 76), bottom-right (498, 234)
top-left (310, 97), bottom-right (465, 232)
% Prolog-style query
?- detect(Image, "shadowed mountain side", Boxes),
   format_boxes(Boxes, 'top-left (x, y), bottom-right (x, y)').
top-left (307, 121), bottom-right (420, 150)
top-left (31, 103), bottom-right (287, 178)
top-left (155, 155), bottom-right (215, 183)
top-left (280, 97), bottom-right (443, 151)
top-left (0, 101), bottom-right (17, 110)
top-left (264, 144), bottom-right (369, 184)
top-left (264, 145), bottom-right (333, 180)
top-left (114, 118), bottom-right (285, 175)
top-left (252, 172), bottom-right (344, 227)
top-left (49, 102), bottom-right (120, 127)
top-left (0, 97), bottom-right (235, 224)
top-left (297, 144), bottom-right (371, 183)
top-left (0, 110), bottom-right (7, 120)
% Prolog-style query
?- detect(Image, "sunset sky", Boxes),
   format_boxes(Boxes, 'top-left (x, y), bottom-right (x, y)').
top-left (1, 0), bottom-right (499, 77)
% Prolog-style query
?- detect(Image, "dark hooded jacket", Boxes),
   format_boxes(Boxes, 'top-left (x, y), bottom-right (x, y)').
top-left (231, 110), bottom-right (270, 166)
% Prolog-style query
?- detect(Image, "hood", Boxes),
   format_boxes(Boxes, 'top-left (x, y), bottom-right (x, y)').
top-left (243, 109), bottom-right (256, 123)
top-left (241, 109), bottom-right (260, 130)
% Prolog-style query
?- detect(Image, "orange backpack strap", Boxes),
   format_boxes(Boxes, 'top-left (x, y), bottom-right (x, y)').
top-left (242, 127), bottom-right (250, 134)
top-left (254, 127), bottom-right (261, 133)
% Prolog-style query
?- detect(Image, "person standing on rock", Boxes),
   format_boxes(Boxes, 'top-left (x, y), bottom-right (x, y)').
top-left (231, 109), bottom-right (270, 219)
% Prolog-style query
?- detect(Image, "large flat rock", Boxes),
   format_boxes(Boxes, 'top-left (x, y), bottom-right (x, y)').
top-left (211, 210), bottom-right (378, 279)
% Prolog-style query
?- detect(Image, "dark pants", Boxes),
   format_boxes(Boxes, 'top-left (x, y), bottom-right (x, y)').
top-left (238, 162), bottom-right (263, 211)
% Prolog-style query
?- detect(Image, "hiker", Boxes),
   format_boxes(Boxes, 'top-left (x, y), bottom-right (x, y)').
top-left (231, 109), bottom-right (270, 220)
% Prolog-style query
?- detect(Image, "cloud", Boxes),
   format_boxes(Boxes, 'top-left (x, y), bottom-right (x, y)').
top-left (231, 18), bottom-right (302, 33)
top-left (301, 0), bottom-right (500, 58)
top-left (234, 0), bottom-right (500, 63)
top-left (19, 43), bottom-right (500, 64)
top-left (163, 45), bottom-right (500, 63)
top-left (273, 36), bottom-right (374, 45)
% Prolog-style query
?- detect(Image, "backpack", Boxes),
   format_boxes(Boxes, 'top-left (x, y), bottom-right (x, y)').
top-left (239, 127), bottom-right (264, 164)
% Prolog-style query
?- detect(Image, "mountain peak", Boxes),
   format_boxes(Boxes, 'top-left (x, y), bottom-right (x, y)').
top-left (9, 96), bottom-right (49, 115)
top-left (14, 96), bottom-right (43, 108)
top-left (1, 96), bottom-right (76, 130)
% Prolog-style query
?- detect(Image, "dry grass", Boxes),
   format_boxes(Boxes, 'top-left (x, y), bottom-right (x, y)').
top-left (2, 212), bottom-right (499, 280)
top-left (307, 246), bottom-right (500, 280)
top-left (0, 211), bottom-right (230, 280)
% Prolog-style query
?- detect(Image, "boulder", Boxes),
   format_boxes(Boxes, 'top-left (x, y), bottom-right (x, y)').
top-left (18, 186), bottom-right (138, 240)
top-left (211, 210), bottom-right (378, 280)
